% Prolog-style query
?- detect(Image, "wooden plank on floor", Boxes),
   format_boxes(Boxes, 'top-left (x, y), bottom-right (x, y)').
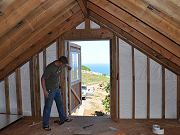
top-left (5, 77), bottom-right (10, 114)
top-left (0, 114), bottom-right (23, 130)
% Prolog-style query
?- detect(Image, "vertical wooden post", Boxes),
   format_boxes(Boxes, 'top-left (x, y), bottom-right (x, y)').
top-left (162, 67), bottom-right (165, 119)
top-left (116, 37), bottom-right (120, 120)
top-left (5, 77), bottom-right (10, 114)
top-left (15, 68), bottom-right (22, 115)
top-left (132, 47), bottom-right (135, 119)
top-left (30, 57), bottom-right (35, 117)
top-left (35, 54), bottom-right (41, 119)
top-left (147, 57), bottom-right (150, 119)
top-left (43, 49), bottom-right (46, 71)
top-left (29, 55), bottom-right (41, 119)
top-left (110, 35), bottom-right (118, 121)
top-left (58, 36), bottom-right (68, 115)
top-left (85, 18), bottom-right (90, 29)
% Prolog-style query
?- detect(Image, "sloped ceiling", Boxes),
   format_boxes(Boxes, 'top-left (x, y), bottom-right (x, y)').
top-left (0, 0), bottom-right (179, 80)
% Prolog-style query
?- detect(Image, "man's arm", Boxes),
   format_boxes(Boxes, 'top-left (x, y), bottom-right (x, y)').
top-left (41, 77), bottom-right (49, 98)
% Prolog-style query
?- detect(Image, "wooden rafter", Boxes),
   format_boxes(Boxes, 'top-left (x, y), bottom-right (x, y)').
top-left (76, 0), bottom-right (88, 17)
top-left (88, 8), bottom-right (180, 75)
top-left (0, 11), bottom-right (84, 81)
top-left (0, 0), bottom-right (78, 70)
top-left (89, 0), bottom-right (180, 58)
top-left (0, 0), bottom-right (74, 65)
top-left (0, 0), bottom-right (48, 38)
top-left (108, 0), bottom-right (180, 45)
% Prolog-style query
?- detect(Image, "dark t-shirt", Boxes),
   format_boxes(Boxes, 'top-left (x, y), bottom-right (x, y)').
top-left (42, 62), bottom-right (65, 90)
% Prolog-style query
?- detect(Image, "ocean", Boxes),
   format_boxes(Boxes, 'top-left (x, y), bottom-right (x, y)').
top-left (84, 64), bottom-right (110, 75)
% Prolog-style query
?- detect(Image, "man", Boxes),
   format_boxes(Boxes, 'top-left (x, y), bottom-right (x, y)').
top-left (41, 56), bottom-right (72, 131)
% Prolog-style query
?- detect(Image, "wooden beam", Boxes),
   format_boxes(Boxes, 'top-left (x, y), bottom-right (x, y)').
top-left (144, 0), bottom-right (180, 27)
top-left (63, 28), bottom-right (113, 40)
top-left (108, 0), bottom-right (180, 45)
top-left (0, 11), bottom-right (84, 81)
top-left (29, 57), bottom-right (35, 117)
top-left (0, 0), bottom-right (47, 38)
top-left (0, 0), bottom-right (75, 65)
top-left (88, 5), bottom-right (180, 75)
top-left (43, 49), bottom-right (46, 71)
top-left (4, 77), bottom-right (10, 114)
top-left (89, 0), bottom-right (180, 58)
top-left (0, 1), bottom-right (80, 70)
top-left (110, 35), bottom-right (118, 121)
top-left (57, 36), bottom-right (68, 114)
top-left (76, 0), bottom-right (88, 17)
top-left (15, 68), bottom-right (22, 115)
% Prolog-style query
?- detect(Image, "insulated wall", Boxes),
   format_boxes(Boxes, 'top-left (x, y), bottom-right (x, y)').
top-left (21, 62), bottom-right (32, 116)
top-left (8, 73), bottom-right (17, 114)
top-left (0, 81), bottom-right (6, 113)
top-left (118, 38), bottom-right (178, 119)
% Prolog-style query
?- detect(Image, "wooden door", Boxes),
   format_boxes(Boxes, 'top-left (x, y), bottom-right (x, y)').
top-left (68, 42), bottom-right (82, 114)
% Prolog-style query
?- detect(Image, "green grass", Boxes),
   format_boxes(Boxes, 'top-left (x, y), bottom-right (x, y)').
top-left (82, 70), bottom-right (109, 85)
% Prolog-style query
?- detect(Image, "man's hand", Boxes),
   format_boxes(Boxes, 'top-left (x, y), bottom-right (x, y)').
top-left (44, 90), bottom-right (49, 98)
top-left (66, 64), bottom-right (72, 70)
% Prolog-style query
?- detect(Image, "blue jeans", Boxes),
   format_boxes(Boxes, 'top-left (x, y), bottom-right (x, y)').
top-left (43, 88), bottom-right (66, 127)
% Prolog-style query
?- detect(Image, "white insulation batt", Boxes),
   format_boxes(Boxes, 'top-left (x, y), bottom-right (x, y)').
top-left (119, 39), bottom-right (133, 119)
top-left (118, 38), bottom-right (177, 119)
top-left (20, 62), bottom-right (32, 116)
top-left (165, 69), bottom-right (177, 118)
top-left (0, 81), bottom-right (6, 113)
top-left (134, 49), bottom-right (147, 119)
top-left (150, 59), bottom-right (162, 118)
top-left (8, 72), bottom-right (17, 114)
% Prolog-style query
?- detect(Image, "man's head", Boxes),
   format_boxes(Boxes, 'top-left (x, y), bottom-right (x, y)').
top-left (58, 56), bottom-right (68, 65)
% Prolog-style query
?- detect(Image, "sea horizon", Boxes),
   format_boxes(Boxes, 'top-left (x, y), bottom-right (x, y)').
top-left (83, 63), bottom-right (110, 75)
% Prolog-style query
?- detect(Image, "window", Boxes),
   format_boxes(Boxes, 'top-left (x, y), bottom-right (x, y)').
top-left (71, 48), bottom-right (80, 82)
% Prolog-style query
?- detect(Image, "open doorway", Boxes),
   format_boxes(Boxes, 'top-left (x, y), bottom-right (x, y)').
top-left (70, 40), bottom-right (110, 117)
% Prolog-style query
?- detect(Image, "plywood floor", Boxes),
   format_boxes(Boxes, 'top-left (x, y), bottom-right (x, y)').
top-left (0, 114), bottom-right (23, 130)
top-left (0, 116), bottom-right (180, 135)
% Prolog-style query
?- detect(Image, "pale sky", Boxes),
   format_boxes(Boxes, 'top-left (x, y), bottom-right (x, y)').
top-left (70, 40), bottom-right (110, 64)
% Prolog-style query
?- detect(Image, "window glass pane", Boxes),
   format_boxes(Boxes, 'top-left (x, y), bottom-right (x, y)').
top-left (71, 50), bottom-right (80, 82)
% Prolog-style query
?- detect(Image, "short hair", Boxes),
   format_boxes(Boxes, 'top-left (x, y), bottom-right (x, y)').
top-left (58, 56), bottom-right (68, 64)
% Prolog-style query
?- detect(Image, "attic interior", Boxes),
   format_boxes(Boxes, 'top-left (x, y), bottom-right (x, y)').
top-left (0, 0), bottom-right (180, 134)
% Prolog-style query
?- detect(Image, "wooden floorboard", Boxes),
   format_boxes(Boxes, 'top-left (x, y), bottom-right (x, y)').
top-left (0, 116), bottom-right (180, 135)
top-left (0, 114), bottom-right (23, 131)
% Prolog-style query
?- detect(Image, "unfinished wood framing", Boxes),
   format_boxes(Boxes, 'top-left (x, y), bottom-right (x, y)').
top-left (76, 0), bottom-right (88, 17)
top-left (88, 8), bottom-right (180, 75)
top-left (0, 1), bottom-right (80, 71)
top-left (63, 28), bottom-right (113, 40)
top-left (110, 35), bottom-right (118, 121)
top-left (0, 10), bottom-right (84, 81)
top-left (108, 0), bottom-right (180, 45)
top-left (15, 68), bottom-right (22, 115)
top-left (88, 0), bottom-right (180, 58)
top-left (0, 0), bottom-right (179, 124)
top-left (57, 37), bottom-right (68, 115)
top-left (29, 55), bottom-right (41, 119)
